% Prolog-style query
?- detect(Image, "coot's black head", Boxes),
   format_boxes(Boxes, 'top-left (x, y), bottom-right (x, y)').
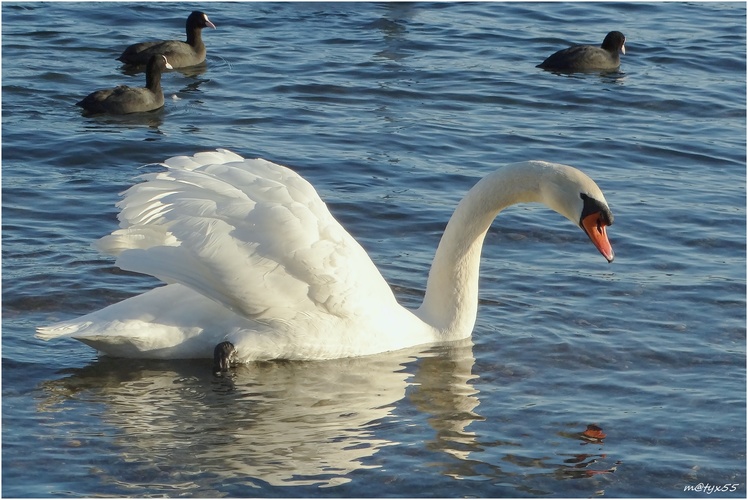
top-left (187, 11), bottom-right (216, 30)
top-left (146, 54), bottom-right (172, 73)
top-left (601, 31), bottom-right (626, 54)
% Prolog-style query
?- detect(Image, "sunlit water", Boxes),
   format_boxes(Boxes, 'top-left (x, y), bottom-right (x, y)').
top-left (2, 2), bottom-right (745, 497)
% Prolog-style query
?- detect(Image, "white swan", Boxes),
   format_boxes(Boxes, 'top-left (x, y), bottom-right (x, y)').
top-left (37, 149), bottom-right (614, 371)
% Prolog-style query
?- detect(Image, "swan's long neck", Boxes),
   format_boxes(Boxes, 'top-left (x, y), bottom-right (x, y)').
top-left (417, 163), bottom-right (547, 339)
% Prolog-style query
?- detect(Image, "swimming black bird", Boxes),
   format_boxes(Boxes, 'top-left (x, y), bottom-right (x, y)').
top-left (537, 31), bottom-right (626, 72)
top-left (117, 11), bottom-right (216, 68)
top-left (77, 54), bottom-right (172, 115)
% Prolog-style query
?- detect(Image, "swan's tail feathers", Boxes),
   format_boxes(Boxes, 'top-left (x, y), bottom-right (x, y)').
top-left (35, 322), bottom-right (207, 359)
top-left (36, 328), bottom-right (177, 358)
top-left (73, 335), bottom-right (164, 358)
top-left (35, 321), bottom-right (91, 340)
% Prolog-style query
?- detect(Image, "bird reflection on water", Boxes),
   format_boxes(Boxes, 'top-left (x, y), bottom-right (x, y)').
top-left (37, 340), bottom-right (618, 492)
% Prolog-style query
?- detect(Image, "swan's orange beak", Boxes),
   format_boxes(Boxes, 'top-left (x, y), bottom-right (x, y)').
top-left (581, 212), bottom-right (614, 263)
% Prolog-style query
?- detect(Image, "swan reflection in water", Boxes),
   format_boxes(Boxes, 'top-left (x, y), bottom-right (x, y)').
top-left (37, 340), bottom-right (615, 492)
top-left (38, 341), bottom-right (477, 489)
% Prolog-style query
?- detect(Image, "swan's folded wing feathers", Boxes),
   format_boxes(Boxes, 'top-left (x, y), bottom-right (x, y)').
top-left (97, 227), bottom-right (178, 253)
top-left (114, 172), bottom-right (252, 229)
top-left (99, 151), bottom-right (396, 321)
top-left (162, 149), bottom-right (245, 171)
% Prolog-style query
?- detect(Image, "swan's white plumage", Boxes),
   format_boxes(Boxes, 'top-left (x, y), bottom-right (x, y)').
top-left (37, 149), bottom-right (613, 362)
top-left (101, 154), bottom-right (398, 321)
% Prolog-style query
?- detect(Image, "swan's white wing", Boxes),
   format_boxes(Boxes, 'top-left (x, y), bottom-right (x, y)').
top-left (96, 149), bottom-right (398, 322)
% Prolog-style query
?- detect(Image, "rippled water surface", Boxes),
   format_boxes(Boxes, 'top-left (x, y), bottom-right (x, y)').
top-left (2, 2), bottom-right (745, 497)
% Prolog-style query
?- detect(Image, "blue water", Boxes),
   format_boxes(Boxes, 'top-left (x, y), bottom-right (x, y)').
top-left (2, 2), bottom-right (745, 497)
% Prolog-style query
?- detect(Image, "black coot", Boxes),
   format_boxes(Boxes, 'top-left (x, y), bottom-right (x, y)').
top-left (537, 31), bottom-right (626, 72)
top-left (117, 11), bottom-right (216, 68)
top-left (77, 54), bottom-right (172, 115)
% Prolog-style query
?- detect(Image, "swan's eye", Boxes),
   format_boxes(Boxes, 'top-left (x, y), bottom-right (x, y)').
top-left (579, 193), bottom-right (614, 227)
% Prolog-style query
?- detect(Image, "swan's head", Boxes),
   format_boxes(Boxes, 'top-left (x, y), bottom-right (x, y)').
top-left (578, 192), bottom-right (615, 262)
top-left (538, 163), bottom-right (615, 263)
